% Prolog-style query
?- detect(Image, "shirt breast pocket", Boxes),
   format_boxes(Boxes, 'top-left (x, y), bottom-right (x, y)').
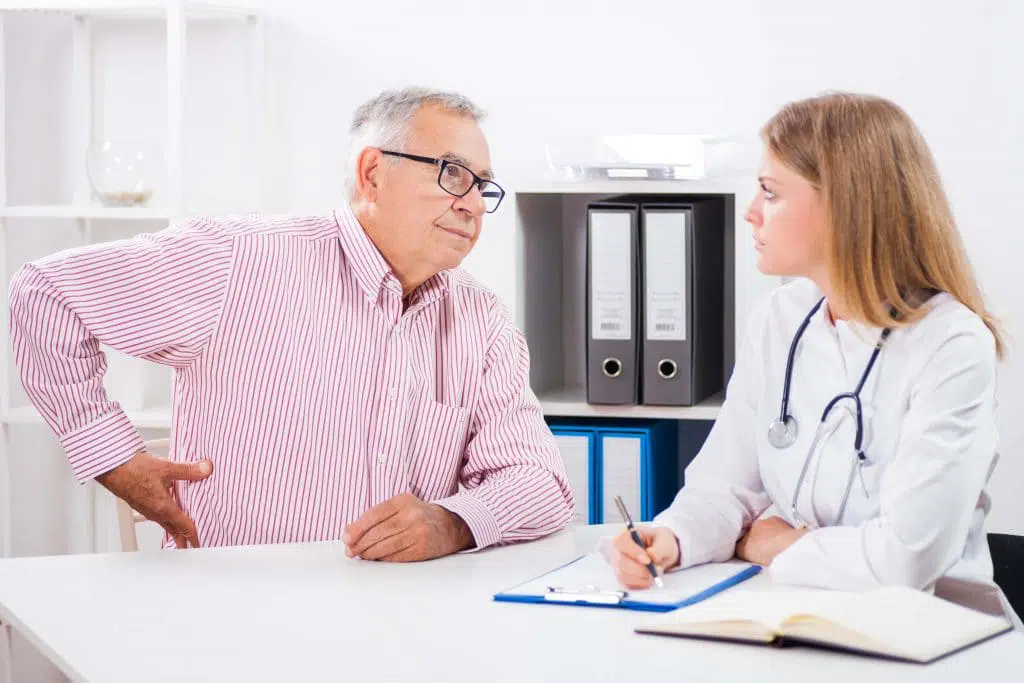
top-left (405, 398), bottom-right (472, 501)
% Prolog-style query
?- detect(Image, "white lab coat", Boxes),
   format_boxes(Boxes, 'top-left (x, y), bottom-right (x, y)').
top-left (653, 278), bottom-right (1000, 592)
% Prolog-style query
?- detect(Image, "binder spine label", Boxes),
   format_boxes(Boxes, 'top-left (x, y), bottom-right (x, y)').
top-left (644, 212), bottom-right (687, 341)
top-left (589, 211), bottom-right (633, 341)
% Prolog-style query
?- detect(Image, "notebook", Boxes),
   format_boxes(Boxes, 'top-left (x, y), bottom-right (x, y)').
top-left (493, 551), bottom-right (760, 612)
top-left (634, 584), bottom-right (1013, 662)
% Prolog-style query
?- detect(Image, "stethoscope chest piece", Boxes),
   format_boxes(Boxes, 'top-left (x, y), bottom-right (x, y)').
top-left (768, 414), bottom-right (799, 449)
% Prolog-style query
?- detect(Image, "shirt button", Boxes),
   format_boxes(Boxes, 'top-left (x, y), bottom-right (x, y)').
top-left (387, 388), bottom-right (397, 400)
top-left (377, 453), bottom-right (387, 464)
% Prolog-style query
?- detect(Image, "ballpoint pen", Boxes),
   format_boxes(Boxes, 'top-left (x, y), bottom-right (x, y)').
top-left (613, 495), bottom-right (664, 589)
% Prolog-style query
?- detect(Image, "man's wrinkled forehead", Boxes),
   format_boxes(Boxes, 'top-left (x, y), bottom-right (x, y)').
top-left (406, 106), bottom-right (494, 179)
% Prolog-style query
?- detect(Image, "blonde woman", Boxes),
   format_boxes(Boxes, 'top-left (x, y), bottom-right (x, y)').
top-left (610, 93), bottom-right (1006, 595)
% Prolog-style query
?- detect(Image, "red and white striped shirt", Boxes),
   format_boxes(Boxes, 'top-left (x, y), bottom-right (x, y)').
top-left (9, 204), bottom-right (574, 549)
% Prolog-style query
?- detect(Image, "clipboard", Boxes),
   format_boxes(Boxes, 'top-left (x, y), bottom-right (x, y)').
top-left (493, 552), bottom-right (761, 613)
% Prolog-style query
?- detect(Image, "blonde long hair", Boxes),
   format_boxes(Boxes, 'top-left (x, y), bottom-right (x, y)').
top-left (761, 92), bottom-right (1005, 359)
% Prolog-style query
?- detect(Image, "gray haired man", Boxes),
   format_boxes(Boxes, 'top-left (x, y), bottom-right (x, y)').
top-left (10, 87), bottom-right (575, 559)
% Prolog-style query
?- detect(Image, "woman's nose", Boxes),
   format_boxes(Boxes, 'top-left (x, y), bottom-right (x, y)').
top-left (744, 196), bottom-right (763, 226)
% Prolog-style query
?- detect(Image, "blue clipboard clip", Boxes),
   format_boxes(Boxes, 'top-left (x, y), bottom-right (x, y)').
top-left (544, 584), bottom-right (629, 605)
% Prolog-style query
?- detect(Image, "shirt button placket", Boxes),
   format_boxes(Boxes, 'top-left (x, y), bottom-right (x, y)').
top-left (372, 322), bottom-right (404, 494)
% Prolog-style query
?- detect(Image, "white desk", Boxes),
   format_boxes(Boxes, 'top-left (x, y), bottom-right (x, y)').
top-left (0, 524), bottom-right (1020, 682)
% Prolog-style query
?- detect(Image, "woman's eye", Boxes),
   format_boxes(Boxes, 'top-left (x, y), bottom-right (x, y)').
top-left (760, 184), bottom-right (776, 201)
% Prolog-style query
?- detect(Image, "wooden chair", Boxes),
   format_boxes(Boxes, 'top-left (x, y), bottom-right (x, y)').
top-left (116, 438), bottom-right (169, 552)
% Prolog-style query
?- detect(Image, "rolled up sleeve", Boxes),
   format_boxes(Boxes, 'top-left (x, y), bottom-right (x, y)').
top-left (8, 218), bottom-right (235, 481)
top-left (434, 297), bottom-right (574, 549)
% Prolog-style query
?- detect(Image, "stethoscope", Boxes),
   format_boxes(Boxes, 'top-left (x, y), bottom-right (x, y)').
top-left (768, 297), bottom-right (892, 526)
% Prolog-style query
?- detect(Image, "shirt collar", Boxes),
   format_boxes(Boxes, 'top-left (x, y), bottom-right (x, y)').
top-left (333, 203), bottom-right (451, 307)
top-left (818, 297), bottom-right (888, 347)
top-left (408, 271), bottom-right (450, 307)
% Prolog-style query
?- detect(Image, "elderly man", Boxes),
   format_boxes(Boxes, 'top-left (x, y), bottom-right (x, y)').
top-left (9, 87), bottom-right (574, 561)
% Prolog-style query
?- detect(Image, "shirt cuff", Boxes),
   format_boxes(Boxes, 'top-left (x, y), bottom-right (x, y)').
top-left (650, 514), bottom-right (706, 570)
top-left (60, 410), bottom-right (147, 482)
top-left (434, 492), bottom-right (502, 551)
top-left (767, 529), bottom-right (817, 585)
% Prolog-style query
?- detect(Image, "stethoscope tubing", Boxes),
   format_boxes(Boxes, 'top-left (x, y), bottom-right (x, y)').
top-left (773, 296), bottom-right (893, 527)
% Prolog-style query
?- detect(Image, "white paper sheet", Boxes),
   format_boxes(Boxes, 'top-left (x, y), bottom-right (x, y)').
top-left (500, 552), bottom-right (756, 607)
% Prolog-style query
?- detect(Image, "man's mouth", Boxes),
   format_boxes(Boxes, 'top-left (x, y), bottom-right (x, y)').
top-left (439, 225), bottom-right (473, 240)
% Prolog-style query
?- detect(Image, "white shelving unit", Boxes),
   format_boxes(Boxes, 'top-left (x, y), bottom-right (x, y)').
top-left (513, 177), bottom-right (777, 423)
top-left (0, 0), bottom-right (264, 416)
top-left (0, 0), bottom-right (266, 587)
top-left (538, 387), bottom-right (724, 421)
top-left (0, 204), bottom-right (173, 219)
top-left (0, 1), bottom-right (252, 13)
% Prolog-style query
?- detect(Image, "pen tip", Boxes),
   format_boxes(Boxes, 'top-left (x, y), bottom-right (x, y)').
top-left (654, 576), bottom-right (664, 589)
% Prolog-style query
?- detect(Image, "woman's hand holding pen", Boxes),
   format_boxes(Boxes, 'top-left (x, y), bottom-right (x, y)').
top-left (610, 526), bottom-right (680, 589)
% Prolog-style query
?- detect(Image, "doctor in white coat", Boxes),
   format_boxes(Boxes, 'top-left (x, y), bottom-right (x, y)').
top-left (610, 92), bottom-right (1006, 594)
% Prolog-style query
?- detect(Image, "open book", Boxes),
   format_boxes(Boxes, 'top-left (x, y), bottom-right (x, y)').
top-left (635, 585), bottom-right (1012, 663)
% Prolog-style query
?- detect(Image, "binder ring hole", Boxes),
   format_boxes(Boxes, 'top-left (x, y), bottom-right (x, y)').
top-left (602, 358), bottom-right (623, 378)
top-left (658, 359), bottom-right (678, 379)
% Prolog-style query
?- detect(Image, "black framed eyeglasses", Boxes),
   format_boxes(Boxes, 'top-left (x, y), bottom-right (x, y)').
top-left (379, 150), bottom-right (505, 214)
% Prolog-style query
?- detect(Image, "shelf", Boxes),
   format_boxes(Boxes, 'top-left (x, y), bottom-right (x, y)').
top-left (0, 205), bottom-right (173, 220)
top-left (514, 177), bottom-right (750, 196)
top-left (2, 405), bottom-right (171, 428)
top-left (0, 1), bottom-right (257, 19)
top-left (6, 393), bottom-right (723, 427)
top-left (517, 192), bottom-right (736, 420)
top-left (538, 387), bottom-right (723, 421)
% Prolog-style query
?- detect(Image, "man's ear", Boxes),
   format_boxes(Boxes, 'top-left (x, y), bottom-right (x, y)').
top-left (355, 147), bottom-right (383, 202)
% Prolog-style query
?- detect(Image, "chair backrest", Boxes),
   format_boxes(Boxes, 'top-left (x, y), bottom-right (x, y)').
top-left (116, 438), bottom-right (169, 552)
top-left (989, 532), bottom-right (1024, 620)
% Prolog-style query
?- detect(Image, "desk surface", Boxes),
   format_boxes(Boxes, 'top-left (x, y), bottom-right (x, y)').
top-left (1, 524), bottom-right (1021, 682)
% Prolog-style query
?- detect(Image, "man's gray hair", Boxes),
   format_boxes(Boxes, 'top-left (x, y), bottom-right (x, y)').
top-left (345, 87), bottom-right (486, 195)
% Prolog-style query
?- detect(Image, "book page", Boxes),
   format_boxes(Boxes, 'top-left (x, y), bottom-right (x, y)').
top-left (787, 586), bottom-right (1011, 662)
top-left (645, 587), bottom-right (855, 631)
top-left (501, 552), bottom-right (755, 606)
top-left (639, 585), bottom-right (1011, 662)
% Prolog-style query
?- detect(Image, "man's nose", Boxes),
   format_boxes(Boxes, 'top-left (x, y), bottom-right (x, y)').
top-left (454, 184), bottom-right (487, 216)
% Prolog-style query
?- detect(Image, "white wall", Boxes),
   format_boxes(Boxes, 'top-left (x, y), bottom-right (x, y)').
top-left (5, 0), bottom-right (1024, 552)
top-left (2, 0), bottom-right (1022, 678)
top-left (243, 0), bottom-right (1024, 528)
